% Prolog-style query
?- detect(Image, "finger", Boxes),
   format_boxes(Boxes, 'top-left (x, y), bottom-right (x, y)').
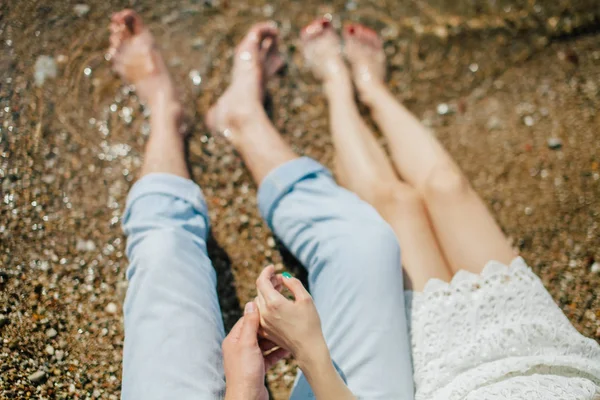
top-left (280, 273), bottom-right (311, 301)
top-left (227, 317), bottom-right (244, 342)
top-left (221, 317), bottom-right (244, 349)
top-left (271, 273), bottom-right (284, 292)
top-left (254, 294), bottom-right (271, 340)
top-left (255, 293), bottom-right (267, 313)
top-left (256, 265), bottom-right (286, 304)
top-left (264, 348), bottom-right (291, 370)
top-left (240, 301), bottom-right (260, 344)
top-left (259, 338), bottom-right (278, 352)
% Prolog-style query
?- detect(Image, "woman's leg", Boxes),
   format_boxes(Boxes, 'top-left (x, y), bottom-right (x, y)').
top-left (300, 19), bottom-right (451, 290)
top-left (344, 23), bottom-right (515, 274)
top-left (111, 11), bottom-right (226, 399)
top-left (207, 24), bottom-right (414, 399)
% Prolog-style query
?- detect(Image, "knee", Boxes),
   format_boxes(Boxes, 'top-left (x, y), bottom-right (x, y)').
top-left (126, 230), bottom-right (209, 280)
top-left (343, 216), bottom-right (401, 271)
top-left (421, 161), bottom-right (470, 199)
top-left (369, 181), bottom-right (424, 218)
top-left (329, 221), bottom-right (403, 294)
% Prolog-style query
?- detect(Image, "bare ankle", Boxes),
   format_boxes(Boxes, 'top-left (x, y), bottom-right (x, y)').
top-left (323, 70), bottom-right (353, 96)
top-left (355, 79), bottom-right (387, 107)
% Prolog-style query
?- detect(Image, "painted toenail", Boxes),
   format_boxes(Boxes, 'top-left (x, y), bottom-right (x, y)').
top-left (348, 26), bottom-right (356, 34)
top-left (321, 20), bottom-right (330, 29)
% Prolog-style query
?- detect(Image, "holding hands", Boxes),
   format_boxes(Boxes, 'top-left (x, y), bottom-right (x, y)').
top-left (254, 265), bottom-right (327, 364)
top-left (222, 266), bottom-right (355, 400)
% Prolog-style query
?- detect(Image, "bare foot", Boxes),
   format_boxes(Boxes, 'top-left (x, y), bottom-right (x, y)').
top-left (206, 22), bottom-right (285, 145)
top-left (343, 23), bottom-right (386, 95)
top-left (108, 9), bottom-right (177, 109)
top-left (300, 18), bottom-right (347, 82)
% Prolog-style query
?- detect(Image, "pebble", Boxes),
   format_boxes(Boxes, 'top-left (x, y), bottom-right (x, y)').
top-left (291, 97), bottom-right (304, 108)
top-left (116, 281), bottom-right (128, 302)
top-left (76, 238), bottom-right (96, 252)
top-left (189, 70), bottom-right (202, 86)
top-left (168, 57), bottom-right (183, 67)
top-left (486, 116), bottom-right (502, 131)
top-left (55, 350), bottom-right (65, 361)
top-left (73, 4), bottom-right (90, 17)
top-left (547, 137), bottom-right (563, 150)
top-left (262, 4), bottom-right (274, 17)
top-left (191, 37), bottom-right (205, 49)
top-left (161, 11), bottom-right (180, 25)
top-left (436, 103), bottom-right (451, 115)
top-left (0, 314), bottom-right (8, 328)
top-left (345, 0), bottom-right (358, 10)
top-left (591, 262), bottom-right (600, 273)
top-left (585, 309), bottom-right (596, 321)
top-left (45, 345), bottom-right (55, 355)
top-left (34, 56), bottom-right (57, 87)
top-left (267, 237), bottom-right (276, 248)
top-left (42, 174), bottom-right (56, 184)
top-left (28, 370), bottom-right (47, 384)
top-left (46, 328), bottom-right (58, 338)
top-left (523, 115), bottom-right (535, 126)
top-left (105, 302), bottom-right (118, 314)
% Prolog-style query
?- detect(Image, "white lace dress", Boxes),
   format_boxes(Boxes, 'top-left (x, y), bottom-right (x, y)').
top-left (407, 257), bottom-right (600, 400)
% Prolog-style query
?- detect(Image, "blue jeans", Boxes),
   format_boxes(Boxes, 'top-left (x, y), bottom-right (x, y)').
top-left (121, 157), bottom-right (414, 399)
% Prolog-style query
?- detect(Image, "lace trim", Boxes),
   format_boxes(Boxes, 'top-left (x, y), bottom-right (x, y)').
top-left (420, 256), bottom-right (531, 295)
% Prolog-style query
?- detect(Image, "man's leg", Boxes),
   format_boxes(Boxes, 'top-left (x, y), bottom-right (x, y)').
top-left (110, 10), bottom-right (225, 399)
top-left (207, 22), bottom-right (414, 399)
top-left (259, 159), bottom-right (414, 399)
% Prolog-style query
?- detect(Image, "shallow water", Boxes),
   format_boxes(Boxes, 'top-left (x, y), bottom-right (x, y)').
top-left (1, 0), bottom-right (600, 398)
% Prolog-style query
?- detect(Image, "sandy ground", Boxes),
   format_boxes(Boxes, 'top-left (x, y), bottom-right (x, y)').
top-left (1, 0), bottom-right (599, 398)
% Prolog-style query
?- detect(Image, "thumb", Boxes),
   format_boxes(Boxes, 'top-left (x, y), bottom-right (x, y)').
top-left (240, 301), bottom-right (260, 343)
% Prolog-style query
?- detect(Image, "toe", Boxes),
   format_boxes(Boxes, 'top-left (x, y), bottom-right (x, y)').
top-left (236, 21), bottom-right (278, 58)
top-left (344, 24), bottom-right (357, 37)
top-left (343, 24), bottom-right (357, 43)
top-left (111, 9), bottom-right (143, 35)
top-left (301, 17), bottom-right (332, 41)
top-left (263, 35), bottom-right (286, 77)
top-left (265, 53), bottom-right (286, 77)
top-left (355, 24), bottom-right (382, 48)
top-left (122, 10), bottom-right (143, 34)
top-left (111, 9), bottom-right (132, 24)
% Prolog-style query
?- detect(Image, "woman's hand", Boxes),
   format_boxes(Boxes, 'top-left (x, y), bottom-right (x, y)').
top-left (255, 266), bottom-right (356, 400)
top-left (254, 265), bottom-right (327, 364)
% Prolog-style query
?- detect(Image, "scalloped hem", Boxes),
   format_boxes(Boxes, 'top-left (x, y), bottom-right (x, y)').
top-left (418, 256), bottom-right (531, 294)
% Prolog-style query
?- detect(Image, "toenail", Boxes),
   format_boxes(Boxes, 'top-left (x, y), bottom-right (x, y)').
top-left (348, 26), bottom-right (356, 34)
top-left (321, 20), bottom-right (330, 29)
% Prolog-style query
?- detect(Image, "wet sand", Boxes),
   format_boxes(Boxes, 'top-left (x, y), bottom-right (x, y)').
top-left (1, 0), bottom-right (599, 398)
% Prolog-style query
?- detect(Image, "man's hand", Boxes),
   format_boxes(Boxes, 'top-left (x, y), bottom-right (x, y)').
top-left (223, 302), bottom-right (289, 400)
